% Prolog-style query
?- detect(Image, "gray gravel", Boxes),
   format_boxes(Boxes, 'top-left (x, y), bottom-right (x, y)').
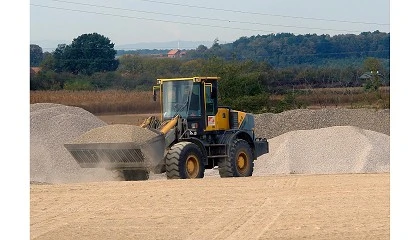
top-left (30, 103), bottom-right (115, 183)
top-left (253, 126), bottom-right (390, 176)
top-left (254, 108), bottom-right (389, 140)
top-left (31, 103), bottom-right (390, 183)
top-left (71, 124), bottom-right (159, 144)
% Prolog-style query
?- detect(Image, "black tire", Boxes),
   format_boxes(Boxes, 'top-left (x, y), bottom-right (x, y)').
top-left (165, 142), bottom-right (205, 179)
top-left (218, 139), bottom-right (254, 177)
top-left (122, 170), bottom-right (150, 181)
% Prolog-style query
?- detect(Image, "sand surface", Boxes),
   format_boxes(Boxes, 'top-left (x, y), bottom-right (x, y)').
top-left (30, 173), bottom-right (389, 240)
top-left (30, 105), bottom-right (390, 239)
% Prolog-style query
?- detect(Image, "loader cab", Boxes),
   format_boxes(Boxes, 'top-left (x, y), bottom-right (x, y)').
top-left (155, 77), bottom-right (220, 134)
top-left (161, 80), bottom-right (200, 119)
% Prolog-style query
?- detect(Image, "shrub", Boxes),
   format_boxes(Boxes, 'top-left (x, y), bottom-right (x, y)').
top-left (275, 90), bottom-right (305, 113)
top-left (63, 80), bottom-right (94, 91)
top-left (221, 93), bottom-right (270, 113)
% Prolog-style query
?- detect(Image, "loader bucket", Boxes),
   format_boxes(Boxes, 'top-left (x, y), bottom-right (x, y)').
top-left (64, 124), bottom-right (165, 171)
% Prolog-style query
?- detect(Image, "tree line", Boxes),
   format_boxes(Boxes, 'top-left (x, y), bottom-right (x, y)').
top-left (30, 31), bottom-right (390, 112)
top-left (186, 31), bottom-right (389, 68)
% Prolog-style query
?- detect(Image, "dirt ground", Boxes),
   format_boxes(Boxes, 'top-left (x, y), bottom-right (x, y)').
top-left (30, 173), bottom-right (389, 240)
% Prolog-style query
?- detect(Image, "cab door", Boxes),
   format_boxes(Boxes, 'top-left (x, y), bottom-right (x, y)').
top-left (204, 82), bottom-right (229, 131)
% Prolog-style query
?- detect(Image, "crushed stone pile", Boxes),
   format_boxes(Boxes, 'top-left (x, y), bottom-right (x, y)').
top-left (253, 126), bottom-right (390, 176)
top-left (71, 124), bottom-right (159, 144)
top-left (30, 103), bottom-right (115, 183)
top-left (254, 108), bottom-right (389, 139)
top-left (31, 103), bottom-right (390, 183)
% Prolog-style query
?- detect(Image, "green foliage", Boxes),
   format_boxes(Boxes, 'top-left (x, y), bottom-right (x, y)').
top-left (30, 44), bottom-right (43, 67)
top-left (30, 70), bottom-right (63, 90)
top-left (209, 61), bottom-right (270, 112)
top-left (186, 31), bottom-right (390, 68)
top-left (64, 79), bottom-right (94, 91)
top-left (30, 31), bottom-right (391, 114)
top-left (363, 57), bottom-right (382, 72)
top-left (219, 72), bottom-right (264, 99)
top-left (362, 57), bottom-right (384, 94)
top-left (89, 72), bottom-right (120, 89)
top-left (275, 90), bottom-right (306, 113)
top-left (39, 52), bottom-right (55, 71)
top-left (179, 59), bottom-right (206, 76)
top-left (117, 55), bottom-right (182, 78)
top-left (363, 73), bottom-right (382, 95)
top-left (53, 33), bottom-right (119, 75)
top-left (221, 94), bottom-right (270, 113)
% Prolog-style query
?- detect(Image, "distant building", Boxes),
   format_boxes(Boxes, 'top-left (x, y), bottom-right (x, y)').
top-left (167, 49), bottom-right (181, 58)
top-left (359, 71), bottom-right (384, 80)
top-left (167, 49), bottom-right (186, 58)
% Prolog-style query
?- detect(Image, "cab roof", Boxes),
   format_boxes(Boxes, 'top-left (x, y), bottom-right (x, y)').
top-left (157, 77), bottom-right (220, 84)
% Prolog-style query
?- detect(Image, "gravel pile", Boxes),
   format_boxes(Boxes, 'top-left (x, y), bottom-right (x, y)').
top-left (71, 124), bottom-right (159, 144)
top-left (254, 108), bottom-right (389, 139)
top-left (253, 126), bottom-right (390, 176)
top-left (30, 103), bottom-right (115, 183)
top-left (31, 104), bottom-right (390, 183)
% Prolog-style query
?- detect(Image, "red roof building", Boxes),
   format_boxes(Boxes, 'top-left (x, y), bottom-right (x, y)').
top-left (167, 49), bottom-right (181, 58)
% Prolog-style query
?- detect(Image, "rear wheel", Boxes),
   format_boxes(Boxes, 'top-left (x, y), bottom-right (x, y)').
top-left (219, 139), bottom-right (254, 177)
top-left (165, 142), bottom-right (205, 179)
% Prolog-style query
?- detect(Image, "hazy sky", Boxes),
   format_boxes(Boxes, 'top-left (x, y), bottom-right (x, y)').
top-left (30, 0), bottom-right (390, 50)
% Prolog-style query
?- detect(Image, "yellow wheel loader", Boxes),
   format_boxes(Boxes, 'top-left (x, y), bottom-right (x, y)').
top-left (64, 77), bottom-right (269, 180)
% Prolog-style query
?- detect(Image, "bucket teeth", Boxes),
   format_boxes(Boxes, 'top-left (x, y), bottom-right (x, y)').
top-left (65, 143), bottom-right (146, 168)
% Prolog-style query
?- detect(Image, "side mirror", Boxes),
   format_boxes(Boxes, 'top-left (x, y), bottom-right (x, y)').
top-left (152, 86), bottom-right (159, 101)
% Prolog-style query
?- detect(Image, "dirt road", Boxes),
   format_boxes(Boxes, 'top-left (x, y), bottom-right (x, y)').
top-left (30, 173), bottom-right (389, 240)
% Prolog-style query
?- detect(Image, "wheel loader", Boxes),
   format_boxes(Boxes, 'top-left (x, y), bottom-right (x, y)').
top-left (64, 77), bottom-right (269, 180)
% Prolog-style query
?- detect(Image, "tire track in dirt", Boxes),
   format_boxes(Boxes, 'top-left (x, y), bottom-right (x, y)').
top-left (30, 174), bottom-right (389, 240)
top-left (264, 177), bottom-right (299, 188)
top-left (223, 197), bottom-right (292, 240)
top-left (31, 188), bottom-right (121, 239)
top-left (186, 177), bottom-right (299, 240)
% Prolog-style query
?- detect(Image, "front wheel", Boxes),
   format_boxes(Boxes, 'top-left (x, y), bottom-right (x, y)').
top-left (165, 142), bottom-right (205, 179)
top-left (219, 139), bottom-right (254, 177)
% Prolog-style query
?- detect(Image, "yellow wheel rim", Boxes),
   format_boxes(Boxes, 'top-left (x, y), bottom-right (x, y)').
top-left (186, 155), bottom-right (199, 178)
top-left (237, 152), bottom-right (248, 174)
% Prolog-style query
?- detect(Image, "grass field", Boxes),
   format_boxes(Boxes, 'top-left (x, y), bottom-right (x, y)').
top-left (30, 90), bottom-right (160, 114)
top-left (30, 87), bottom-right (389, 115)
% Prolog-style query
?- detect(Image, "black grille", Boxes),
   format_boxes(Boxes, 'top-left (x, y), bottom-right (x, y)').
top-left (69, 148), bottom-right (145, 165)
top-left (230, 111), bottom-right (239, 129)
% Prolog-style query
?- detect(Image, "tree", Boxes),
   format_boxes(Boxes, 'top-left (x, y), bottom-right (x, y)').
top-left (53, 33), bottom-right (119, 75)
top-left (363, 57), bottom-right (382, 72)
top-left (30, 44), bottom-right (43, 67)
top-left (211, 38), bottom-right (221, 50)
top-left (196, 45), bottom-right (208, 52)
top-left (362, 57), bottom-right (384, 92)
top-left (39, 52), bottom-right (55, 71)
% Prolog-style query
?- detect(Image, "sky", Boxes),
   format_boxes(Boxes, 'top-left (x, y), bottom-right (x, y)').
top-left (2, 1), bottom-right (420, 239)
top-left (30, 0), bottom-right (390, 51)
